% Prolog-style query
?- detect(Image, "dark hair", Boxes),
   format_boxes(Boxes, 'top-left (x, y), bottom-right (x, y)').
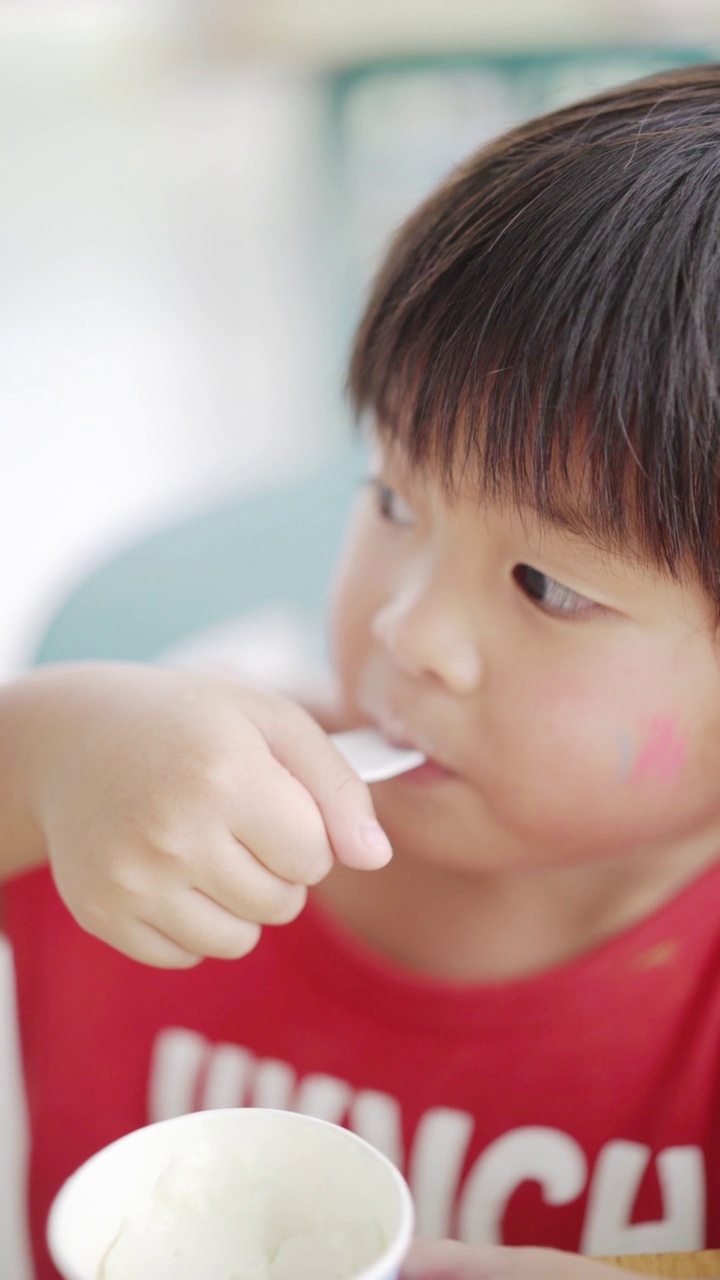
top-left (348, 63), bottom-right (720, 598)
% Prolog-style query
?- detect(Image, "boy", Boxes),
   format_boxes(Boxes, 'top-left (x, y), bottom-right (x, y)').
top-left (4, 62), bottom-right (720, 1280)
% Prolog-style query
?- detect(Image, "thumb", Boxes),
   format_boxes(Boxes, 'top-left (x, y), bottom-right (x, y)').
top-left (246, 695), bottom-right (393, 871)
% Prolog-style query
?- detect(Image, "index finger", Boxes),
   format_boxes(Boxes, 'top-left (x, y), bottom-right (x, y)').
top-left (241, 692), bottom-right (393, 871)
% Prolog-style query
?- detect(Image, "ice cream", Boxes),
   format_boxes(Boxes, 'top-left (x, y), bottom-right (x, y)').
top-left (47, 1107), bottom-right (413, 1280)
top-left (98, 1137), bottom-right (385, 1280)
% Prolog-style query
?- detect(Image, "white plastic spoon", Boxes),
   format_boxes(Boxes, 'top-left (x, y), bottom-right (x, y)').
top-left (331, 727), bottom-right (426, 783)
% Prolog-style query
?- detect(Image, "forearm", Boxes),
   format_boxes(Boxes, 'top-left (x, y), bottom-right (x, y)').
top-left (0, 661), bottom-right (120, 882)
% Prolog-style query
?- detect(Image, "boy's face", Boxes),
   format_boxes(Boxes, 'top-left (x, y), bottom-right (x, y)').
top-left (329, 437), bottom-right (720, 874)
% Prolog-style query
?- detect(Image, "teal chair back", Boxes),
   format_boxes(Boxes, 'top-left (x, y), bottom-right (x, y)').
top-left (32, 449), bottom-right (362, 666)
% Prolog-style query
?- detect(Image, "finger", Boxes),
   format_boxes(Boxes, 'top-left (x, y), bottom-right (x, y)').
top-left (145, 889), bottom-right (263, 961)
top-left (500, 1249), bottom-right (631, 1279)
top-left (195, 838), bottom-right (308, 924)
top-left (401, 1240), bottom-right (628, 1280)
top-left (110, 919), bottom-right (204, 970)
top-left (224, 763), bottom-right (337, 886)
top-left (244, 697), bottom-right (393, 871)
top-left (402, 1239), bottom-right (490, 1279)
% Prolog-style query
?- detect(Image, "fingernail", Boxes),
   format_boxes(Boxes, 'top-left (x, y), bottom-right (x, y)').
top-left (357, 819), bottom-right (393, 863)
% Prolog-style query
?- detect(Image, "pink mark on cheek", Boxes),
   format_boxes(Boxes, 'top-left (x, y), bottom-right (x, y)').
top-left (616, 732), bottom-right (634, 780)
top-left (627, 716), bottom-right (688, 784)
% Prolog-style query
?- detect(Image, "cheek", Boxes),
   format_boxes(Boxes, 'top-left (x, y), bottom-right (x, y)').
top-left (523, 647), bottom-right (691, 770)
top-left (326, 520), bottom-right (381, 696)
top-left (520, 689), bottom-right (625, 793)
top-left (327, 577), bottom-right (365, 691)
top-left (491, 665), bottom-right (712, 853)
top-left (496, 663), bottom-right (688, 807)
top-left (621, 716), bottom-right (689, 785)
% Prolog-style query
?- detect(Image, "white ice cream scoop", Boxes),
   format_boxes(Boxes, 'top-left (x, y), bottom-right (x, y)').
top-left (331, 727), bottom-right (425, 783)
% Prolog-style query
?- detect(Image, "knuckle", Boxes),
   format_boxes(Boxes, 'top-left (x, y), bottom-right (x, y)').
top-left (334, 771), bottom-right (370, 809)
top-left (265, 883), bottom-right (307, 925)
top-left (105, 857), bottom-right (148, 898)
top-left (196, 747), bottom-right (242, 799)
top-left (295, 811), bottom-right (335, 886)
top-left (147, 944), bottom-right (202, 970)
top-left (278, 837), bottom-right (332, 887)
top-left (267, 691), bottom-right (316, 730)
top-left (243, 876), bottom-right (306, 925)
top-left (300, 848), bottom-right (334, 887)
top-left (262, 802), bottom-right (333, 887)
top-left (73, 895), bottom-right (110, 936)
top-left (148, 822), bottom-right (196, 867)
top-left (217, 921), bottom-right (262, 960)
top-left (161, 952), bottom-right (202, 970)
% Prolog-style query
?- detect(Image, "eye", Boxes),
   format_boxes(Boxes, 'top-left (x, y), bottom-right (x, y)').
top-left (513, 565), bottom-right (598, 617)
top-left (371, 481), bottom-right (416, 528)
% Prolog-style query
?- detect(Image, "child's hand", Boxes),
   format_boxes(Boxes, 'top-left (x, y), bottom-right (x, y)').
top-left (401, 1240), bottom-right (652, 1279)
top-left (10, 662), bottom-right (390, 968)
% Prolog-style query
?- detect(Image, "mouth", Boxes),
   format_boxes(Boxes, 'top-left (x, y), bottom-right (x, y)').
top-left (399, 756), bottom-right (456, 785)
top-left (365, 714), bottom-right (456, 784)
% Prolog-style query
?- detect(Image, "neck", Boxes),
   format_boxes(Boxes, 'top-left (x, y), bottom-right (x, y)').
top-left (313, 839), bottom-right (720, 982)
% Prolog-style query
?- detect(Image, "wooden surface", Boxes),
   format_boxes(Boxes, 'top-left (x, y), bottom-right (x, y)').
top-left (601, 1251), bottom-right (720, 1276)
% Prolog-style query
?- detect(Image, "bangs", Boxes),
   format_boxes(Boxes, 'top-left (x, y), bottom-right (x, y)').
top-left (347, 65), bottom-right (720, 595)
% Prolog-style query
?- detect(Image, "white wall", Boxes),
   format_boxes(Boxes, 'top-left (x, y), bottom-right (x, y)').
top-left (0, 50), bottom-right (336, 679)
top-left (0, 36), bottom-right (336, 1278)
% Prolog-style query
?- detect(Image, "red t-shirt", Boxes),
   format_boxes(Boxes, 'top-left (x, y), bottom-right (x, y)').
top-left (6, 860), bottom-right (720, 1280)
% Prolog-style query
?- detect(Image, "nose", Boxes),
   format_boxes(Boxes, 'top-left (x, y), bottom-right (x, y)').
top-left (370, 568), bottom-right (482, 695)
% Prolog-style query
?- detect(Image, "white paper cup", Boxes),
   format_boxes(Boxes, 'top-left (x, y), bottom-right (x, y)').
top-left (48, 1107), bottom-right (414, 1280)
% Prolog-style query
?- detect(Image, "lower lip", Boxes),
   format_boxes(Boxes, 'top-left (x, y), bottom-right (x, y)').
top-left (398, 758), bottom-right (454, 785)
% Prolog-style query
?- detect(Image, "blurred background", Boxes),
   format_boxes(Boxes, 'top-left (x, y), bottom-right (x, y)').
top-left (1, 2), bottom-right (719, 1275)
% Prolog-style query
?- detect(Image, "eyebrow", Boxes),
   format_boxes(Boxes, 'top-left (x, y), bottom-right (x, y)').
top-left (506, 484), bottom-right (656, 558)
top-left (375, 432), bottom-right (656, 569)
